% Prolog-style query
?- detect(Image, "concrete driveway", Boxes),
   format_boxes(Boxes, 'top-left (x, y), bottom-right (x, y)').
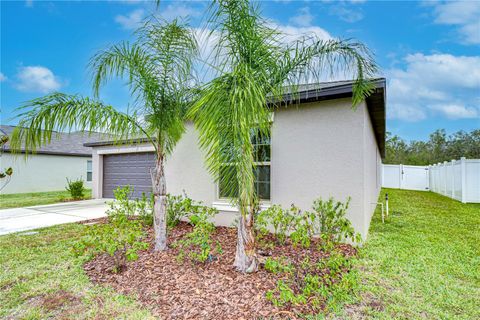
top-left (0, 199), bottom-right (109, 236)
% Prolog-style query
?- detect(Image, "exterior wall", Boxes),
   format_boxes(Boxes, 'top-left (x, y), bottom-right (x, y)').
top-left (362, 104), bottom-right (383, 235)
top-left (89, 99), bottom-right (382, 237)
top-left (271, 99), bottom-right (377, 238)
top-left (0, 153), bottom-right (92, 194)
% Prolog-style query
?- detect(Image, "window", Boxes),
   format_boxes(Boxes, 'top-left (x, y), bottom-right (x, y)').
top-left (218, 129), bottom-right (271, 200)
top-left (87, 160), bottom-right (92, 182)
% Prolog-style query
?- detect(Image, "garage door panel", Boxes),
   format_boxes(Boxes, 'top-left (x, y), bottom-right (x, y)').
top-left (102, 153), bottom-right (156, 199)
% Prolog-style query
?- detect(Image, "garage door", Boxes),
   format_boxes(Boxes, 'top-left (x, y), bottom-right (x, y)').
top-left (102, 153), bottom-right (156, 198)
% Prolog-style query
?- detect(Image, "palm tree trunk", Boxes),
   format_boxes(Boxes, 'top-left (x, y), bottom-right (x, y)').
top-left (152, 151), bottom-right (167, 251)
top-left (234, 206), bottom-right (258, 273)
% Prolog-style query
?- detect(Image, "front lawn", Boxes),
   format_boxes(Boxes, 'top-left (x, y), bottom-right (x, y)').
top-left (0, 223), bottom-right (154, 319)
top-left (351, 189), bottom-right (480, 319)
top-left (0, 189), bottom-right (92, 209)
top-left (1, 189), bottom-right (478, 319)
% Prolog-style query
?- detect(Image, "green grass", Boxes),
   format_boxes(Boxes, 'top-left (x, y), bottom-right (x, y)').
top-left (353, 188), bottom-right (480, 319)
top-left (1, 188), bottom-right (478, 319)
top-left (0, 223), bottom-right (154, 319)
top-left (0, 190), bottom-right (92, 209)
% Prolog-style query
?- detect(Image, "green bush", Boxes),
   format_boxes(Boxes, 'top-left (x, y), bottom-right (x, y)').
top-left (256, 204), bottom-right (296, 244)
top-left (73, 207), bottom-right (148, 273)
top-left (73, 185), bottom-right (149, 272)
top-left (65, 177), bottom-right (85, 199)
top-left (135, 192), bottom-right (154, 226)
top-left (265, 251), bottom-right (358, 312)
top-left (311, 197), bottom-right (361, 245)
top-left (173, 205), bottom-right (221, 263)
top-left (264, 256), bottom-right (293, 274)
top-left (256, 197), bottom-right (360, 248)
top-left (166, 192), bottom-right (199, 228)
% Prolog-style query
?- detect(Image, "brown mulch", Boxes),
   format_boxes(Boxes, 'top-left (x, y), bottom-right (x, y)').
top-left (83, 222), bottom-right (356, 320)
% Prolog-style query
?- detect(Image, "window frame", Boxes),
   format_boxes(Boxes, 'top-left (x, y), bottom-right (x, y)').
top-left (216, 129), bottom-right (271, 202)
top-left (86, 160), bottom-right (93, 182)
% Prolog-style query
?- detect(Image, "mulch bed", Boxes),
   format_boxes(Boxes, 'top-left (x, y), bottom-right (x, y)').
top-left (83, 222), bottom-right (356, 320)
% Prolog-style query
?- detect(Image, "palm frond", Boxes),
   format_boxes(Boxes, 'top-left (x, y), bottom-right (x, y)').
top-left (9, 93), bottom-right (152, 155)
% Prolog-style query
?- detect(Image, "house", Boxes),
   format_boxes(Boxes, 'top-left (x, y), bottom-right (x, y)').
top-left (85, 79), bottom-right (386, 238)
top-left (0, 125), bottom-right (104, 194)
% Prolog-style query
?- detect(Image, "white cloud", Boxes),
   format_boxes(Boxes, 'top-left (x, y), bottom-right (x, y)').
top-left (387, 53), bottom-right (480, 121)
top-left (431, 1), bottom-right (480, 45)
top-left (159, 3), bottom-right (202, 21)
top-left (15, 66), bottom-right (62, 93)
top-left (389, 104), bottom-right (427, 122)
top-left (330, 5), bottom-right (364, 23)
top-left (25, 0), bottom-right (33, 8)
top-left (276, 24), bottom-right (332, 43)
top-left (0, 72), bottom-right (6, 82)
top-left (429, 104), bottom-right (479, 119)
top-left (289, 7), bottom-right (314, 27)
top-left (115, 9), bottom-right (145, 30)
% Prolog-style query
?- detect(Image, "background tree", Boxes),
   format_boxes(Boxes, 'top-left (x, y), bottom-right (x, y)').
top-left (9, 18), bottom-right (198, 251)
top-left (189, 0), bottom-right (377, 273)
top-left (0, 134), bottom-right (13, 191)
top-left (384, 129), bottom-right (480, 165)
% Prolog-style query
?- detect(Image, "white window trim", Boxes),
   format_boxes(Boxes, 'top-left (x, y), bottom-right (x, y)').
top-left (212, 201), bottom-right (271, 212)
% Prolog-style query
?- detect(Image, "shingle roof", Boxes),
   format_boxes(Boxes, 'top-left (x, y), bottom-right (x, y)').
top-left (84, 78), bottom-right (387, 157)
top-left (0, 125), bottom-right (109, 156)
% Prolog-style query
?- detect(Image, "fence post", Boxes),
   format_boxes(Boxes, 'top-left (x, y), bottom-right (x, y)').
top-left (460, 157), bottom-right (467, 203)
top-left (451, 160), bottom-right (455, 199)
top-left (443, 161), bottom-right (448, 195)
top-left (399, 164), bottom-right (404, 189)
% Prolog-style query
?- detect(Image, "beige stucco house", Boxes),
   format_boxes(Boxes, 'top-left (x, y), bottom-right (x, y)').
top-left (0, 125), bottom-right (103, 194)
top-left (85, 79), bottom-right (386, 238)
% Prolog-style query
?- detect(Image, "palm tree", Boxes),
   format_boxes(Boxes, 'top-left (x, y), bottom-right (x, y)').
top-left (9, 18), bottom-right (198, 251)
top-left (189, 0), bottom-right (378, 273)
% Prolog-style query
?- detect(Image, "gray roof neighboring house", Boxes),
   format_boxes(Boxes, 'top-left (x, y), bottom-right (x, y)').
top-left (84, 78), bottom-right (386, 157)
top-left (1, 125), bottom-right (108, 157)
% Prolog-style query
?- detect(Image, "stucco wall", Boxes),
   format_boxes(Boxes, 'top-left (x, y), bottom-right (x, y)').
top-left (89, 99), bottom-right (382, 237)
top-left (362, 104), bottom-right (382, 235)
top-left (165, 123), bottom-right (217, 205)
top-left (271, 99), bottom-right (374, 238)
top-left (0, 153), bottom-right (92, 194)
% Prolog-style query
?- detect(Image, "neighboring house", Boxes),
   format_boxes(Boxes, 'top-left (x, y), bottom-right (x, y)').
top-left (0, 125), bottom-right (104, 194)
top-left (85, 79), bottom-right (386, 238)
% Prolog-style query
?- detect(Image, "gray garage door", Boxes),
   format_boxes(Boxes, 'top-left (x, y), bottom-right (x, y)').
top-left (103, 152), bottom-right (156, 199)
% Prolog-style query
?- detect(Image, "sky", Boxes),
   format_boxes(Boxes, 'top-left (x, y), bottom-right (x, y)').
top-left (1, 0), bottom-right (479, 141)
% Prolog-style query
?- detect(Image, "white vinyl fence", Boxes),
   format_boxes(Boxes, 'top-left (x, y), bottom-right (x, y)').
top-left (382, 157), bottom-right (480, 203)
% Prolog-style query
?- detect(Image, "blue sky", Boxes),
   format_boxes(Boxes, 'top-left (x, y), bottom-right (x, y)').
top-left (1, 0), bottom-right (479, 141)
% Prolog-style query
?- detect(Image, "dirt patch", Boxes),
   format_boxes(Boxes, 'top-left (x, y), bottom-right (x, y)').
top-left (84, 222), bottom-right (356, 320)
top-left (77, 217), bottom-right (108, 225)
top-left (40, 290), bottom-right (81, 311)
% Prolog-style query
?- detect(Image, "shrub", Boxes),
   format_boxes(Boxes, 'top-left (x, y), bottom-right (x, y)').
top-left (173, 205), bottom-right (221, 263)
top-left (73, 207), bottom-right (148, 273)
top-left (73, 185), bottom-right (149, 272)
top-left (257, 197), bottom-right (360, 249)
top-left (311, 197), bottom-right (361, 244)
top-left (264, 256), bottom-right (293, 274)
top-left (106, 185), bottom-right (136, 217)
top-left (289, 208), bottom-right (314, 249)
top-left (65, 177), bottom-right (85, 199)
top-left (135, 192), bottom-right (154, 226)
top-left (265, 251), bottom-right (358, 312)
top-left (256, 204), bottom-right (296, 244)
top-left (166, 192), bottom-right (199, 228)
